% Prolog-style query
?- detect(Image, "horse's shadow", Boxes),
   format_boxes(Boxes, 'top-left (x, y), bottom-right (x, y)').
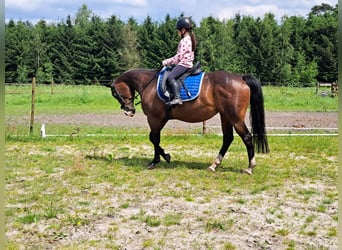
top-left (85, 154), bottom-right (242, 173)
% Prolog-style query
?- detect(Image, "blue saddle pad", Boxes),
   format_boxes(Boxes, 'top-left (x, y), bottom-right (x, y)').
top-left (157, 70), bottom-right (205, 102)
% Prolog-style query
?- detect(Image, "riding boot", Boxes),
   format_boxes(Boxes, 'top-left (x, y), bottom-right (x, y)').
top-left (168, 79), bottom-right (183, 105)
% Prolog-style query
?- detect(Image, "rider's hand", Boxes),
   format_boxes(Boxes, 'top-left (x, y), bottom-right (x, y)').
top-left (162, 59), bottom-right (168, 66)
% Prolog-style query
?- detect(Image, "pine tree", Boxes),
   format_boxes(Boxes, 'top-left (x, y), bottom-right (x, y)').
top-left (304, 4), bottom-right (337, 82)
top-left (233, 15), bottom-right (261, 76)
top-left (4, 3), bottom-right (338, 85)
top-left (50, 16), bottom-right (77, 84)
top-left (137, 16), bottom-right (159, 68)
top-left (118, 20), bottom-right (141, 71)
top-left (258, 13), bottom-right (280, 82)
top-left (104, 15), bottom-right (125, 78)
top-left (5, 20), bottom-right (35, 83)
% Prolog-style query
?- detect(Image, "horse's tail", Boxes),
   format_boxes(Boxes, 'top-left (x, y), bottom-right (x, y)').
top-left (243, 74), bottom-right (269, 153)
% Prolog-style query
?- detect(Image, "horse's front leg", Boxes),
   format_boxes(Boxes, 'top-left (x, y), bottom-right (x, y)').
top-left (147, 130), bottom-right (170, 169)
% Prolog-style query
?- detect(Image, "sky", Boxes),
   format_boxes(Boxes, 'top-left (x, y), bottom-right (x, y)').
top-left (5, 0), bottom-right (338, 25)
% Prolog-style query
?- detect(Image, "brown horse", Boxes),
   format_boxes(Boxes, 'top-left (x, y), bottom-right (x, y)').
top-left (105, 68), bottom-right (269, 174)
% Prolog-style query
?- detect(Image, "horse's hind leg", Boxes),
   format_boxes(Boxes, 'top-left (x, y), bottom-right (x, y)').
top-left (234, 122), bottom-right (256, 175)
top-left (208, 119), bottom-right (234, 172)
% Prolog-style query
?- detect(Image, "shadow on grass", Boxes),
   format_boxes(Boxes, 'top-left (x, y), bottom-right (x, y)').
top-left (85, 153), bottom-right (242, 173)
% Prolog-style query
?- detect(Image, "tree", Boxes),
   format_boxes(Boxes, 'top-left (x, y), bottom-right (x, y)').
top-left (75, 4), bottom-right (92, 27)
top-left (50, 15), bottom-right (77, 83)
top-left (72, 6), bottom-right (93, 83)
top-left (17, 64), bottom-right (29, 83)
top-left (87, 15), bottom-right (108, 82)
top-left (118, 20), bottom-right (141, 71)
top-left (36, 62), bottom-right (54, 84)
top-left (5, 20), bottom-right (20, 82)
top-left (5, 20), bottom-right (35, 83)
top-left (292, 51), bottom-right (318, 86)
top-left (233, 15), bottom-right (261, 76)
top-left (154, 14), bottom-right (179, 66)
top-left (197, 16), bottom-right (234, 72)
top-left (137, 16), bottom-right (159, 68)
top-left (304, 4), bottom-right (337, 82)
top-left (104, 15), bottom-right (125, 78)
top-left (4, 3), bottom-right (338, 85)
top-left (32, 20), bottom-right (52, 82)
top-left (276, 16), bottom-right (295, 84)
top-left (258, 13), bottom-right (281, 82)
top-left (310, 3), bottom-right (335, 15)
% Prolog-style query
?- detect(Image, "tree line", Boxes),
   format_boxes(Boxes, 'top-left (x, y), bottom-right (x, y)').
top-left (5, 3), bottom-right (337, 86)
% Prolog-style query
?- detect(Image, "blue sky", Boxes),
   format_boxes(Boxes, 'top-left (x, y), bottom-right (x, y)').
top-left (5, 0), bottom-right (338, 24)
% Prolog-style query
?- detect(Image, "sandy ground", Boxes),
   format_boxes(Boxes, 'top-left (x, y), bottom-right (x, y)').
top-left (10, 111), bottom-right (338, 131)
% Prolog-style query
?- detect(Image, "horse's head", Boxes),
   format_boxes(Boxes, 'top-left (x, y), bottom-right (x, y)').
top-left (105, 79), bottom-right (136, 117)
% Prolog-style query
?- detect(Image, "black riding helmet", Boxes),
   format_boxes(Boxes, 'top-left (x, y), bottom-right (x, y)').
top-left (176, 17), bottom-right (192, 30)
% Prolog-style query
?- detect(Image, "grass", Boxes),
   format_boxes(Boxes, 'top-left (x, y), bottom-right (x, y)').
top-left (5, 84), bottom-right (338, 116)
top-left (5, 133), bottom-right (338, 248)
top-left (5, 84), bottom-right (122, 115)
top-left (206, 218), bottom-right (234, 232)
top-left (4, 84), bottom-right (338, 249)
top-left (262, 86), bottom-right (337, 111)
top-left (162, 213), bottom-right (182, 226)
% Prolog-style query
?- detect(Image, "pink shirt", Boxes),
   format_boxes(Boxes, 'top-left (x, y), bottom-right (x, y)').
top-left (162, 35), bottom-right (194, 68)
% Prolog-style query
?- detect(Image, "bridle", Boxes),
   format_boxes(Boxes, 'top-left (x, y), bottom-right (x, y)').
top-left (110, 82), bottom-right (135, 108)
top-left (111, 66), bottom-right (163, 106)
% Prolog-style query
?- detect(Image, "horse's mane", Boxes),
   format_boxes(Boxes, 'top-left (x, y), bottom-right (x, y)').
top-left (117, 68), bottom-right (157, 87)
top-left (124, 68), bottom-right (157, 74)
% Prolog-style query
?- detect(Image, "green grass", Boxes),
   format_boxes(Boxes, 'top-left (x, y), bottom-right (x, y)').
top-left (206, 218), bottom-right (234, 232)
top-left (262, 86), bottom-right (337, 111)
top-left (5, 134), bottom-right (338, 248)
top-left (5, 84), bottom-right (122, 115)
top-left (5, 84), bottom-right (338, 116)
top-left (5, 84), bottom-right (338, 249)
top-left (162, 213), bottom-right (182, 226)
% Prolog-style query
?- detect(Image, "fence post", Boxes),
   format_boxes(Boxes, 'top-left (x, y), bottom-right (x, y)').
top-left (51, 78), bottom-right (54, 95)
top-left (202, 121), bottom-right (207, 135)
top-left (29, 77), bottom-right (36, 135)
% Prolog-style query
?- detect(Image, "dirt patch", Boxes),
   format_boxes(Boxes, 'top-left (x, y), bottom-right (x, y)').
top-left (8, 111), bottom-right (338, 131)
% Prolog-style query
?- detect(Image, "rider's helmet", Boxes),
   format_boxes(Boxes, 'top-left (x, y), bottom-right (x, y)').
top-left (176, 17), bottom-right (192, 30)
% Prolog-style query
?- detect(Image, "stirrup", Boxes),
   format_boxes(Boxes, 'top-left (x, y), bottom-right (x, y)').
top-left (168, 98), bottom-right (183, 105)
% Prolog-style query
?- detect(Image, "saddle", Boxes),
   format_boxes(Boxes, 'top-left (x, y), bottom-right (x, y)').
top-left (159, 61), bottom-right (203, 98)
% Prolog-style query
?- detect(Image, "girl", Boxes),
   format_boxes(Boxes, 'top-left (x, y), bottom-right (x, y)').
top-left (162, 17), bottom-right (196, 105)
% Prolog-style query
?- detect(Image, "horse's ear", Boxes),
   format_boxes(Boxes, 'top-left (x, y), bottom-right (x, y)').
top-left (102, 82), bottom-right (112, 88)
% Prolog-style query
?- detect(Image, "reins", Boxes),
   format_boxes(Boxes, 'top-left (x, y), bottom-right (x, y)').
top-left (133, 65), bottom-right (163, 105)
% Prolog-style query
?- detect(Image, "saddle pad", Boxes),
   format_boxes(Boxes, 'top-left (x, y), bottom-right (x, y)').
top-left (157, 71), bottom-right (205, 102)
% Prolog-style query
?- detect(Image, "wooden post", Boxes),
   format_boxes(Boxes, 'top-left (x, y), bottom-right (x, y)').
top-left (202, 121), bottom-right (207, 135)
top-left (316, 82), bottom-right (319, 94)
top-left (30, 77), bottom-right (36, 134)
top-left (51, 78), bottom-right (54, 95)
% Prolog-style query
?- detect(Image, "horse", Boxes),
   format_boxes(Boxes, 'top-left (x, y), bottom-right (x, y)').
top-left (104, 68), bottom-right (269, 175)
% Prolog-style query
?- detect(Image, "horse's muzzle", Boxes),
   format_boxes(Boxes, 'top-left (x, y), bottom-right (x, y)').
top-left (124, 110), bottom-right (135, 117)
top-left (122, 106), bottom-right (135, 117)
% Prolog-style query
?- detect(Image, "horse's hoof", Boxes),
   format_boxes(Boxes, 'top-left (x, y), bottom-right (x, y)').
top-left (208, 166), bottom-right (216, 172)
top-left (242, 168), bottom-right (253, 175)
top-left (147, 163), bottom-right (156, 169)
top-left (164, 154), bottom-right (171, 163)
